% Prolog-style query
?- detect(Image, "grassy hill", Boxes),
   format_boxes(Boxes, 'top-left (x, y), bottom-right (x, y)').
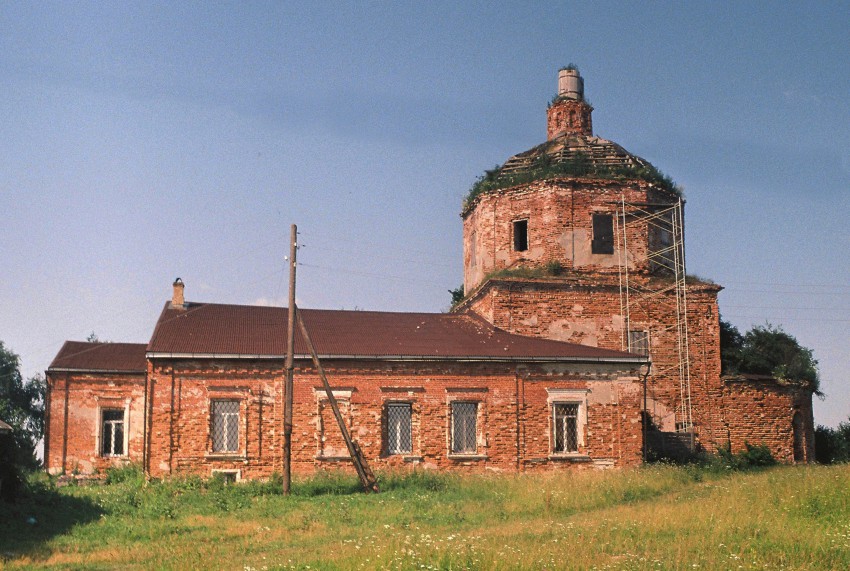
top-left (2, 464), bottom-right (849, 570)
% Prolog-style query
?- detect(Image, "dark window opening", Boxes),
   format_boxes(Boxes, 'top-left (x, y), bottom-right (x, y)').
top-left (553, 403), bottom-right (579, 453)
top-left (101, 409), bottom-right (124, 457)
top-left (513, 220), bottom-right (528, 252)
top-left (592, 214), bottom-right (614, 254)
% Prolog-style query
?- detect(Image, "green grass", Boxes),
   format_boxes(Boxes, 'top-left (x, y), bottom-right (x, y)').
top-left (2, 464), bottom-right (849, 569)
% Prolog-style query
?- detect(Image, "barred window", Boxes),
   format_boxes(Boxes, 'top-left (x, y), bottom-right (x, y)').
top-left (211, 400), bottom-right (240, 453)
top-left (101, 409), bottom-right (124, 457)
top-left (553, 403), bottom-right (579, 453)
top-left (451, 402), bottom-right (478, 454)
top-left (386, 403), bottom-right (412, 455)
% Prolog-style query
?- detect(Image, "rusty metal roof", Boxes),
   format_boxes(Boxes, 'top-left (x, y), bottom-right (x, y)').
top-left (48, 341), bottom-right (148, 372)
top-left (147, 302), bottom-right (643, 363)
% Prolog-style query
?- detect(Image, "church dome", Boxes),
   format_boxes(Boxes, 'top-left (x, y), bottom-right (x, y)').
top-left (463, 67), bottom-right (679, 214)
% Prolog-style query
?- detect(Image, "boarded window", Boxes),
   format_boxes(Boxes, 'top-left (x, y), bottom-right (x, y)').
top-left (318, 398), bottom-right (352, 458)
top-left (211, 400), bottom-right (240, 453)
top-left (592, 213), bottom-right (614, 254)
top-left (101, 409), bottom-right (124, 457)
top-left (513, 220), bottom-right (528, 252)
top-left (451, 402), bottom-right (478, 454)
top-left (553, 403), bottom-right (579, 453)
top-left (386, 403), bottom-right (412, 455)
top-left (628, 330), bottom-right (649, 356)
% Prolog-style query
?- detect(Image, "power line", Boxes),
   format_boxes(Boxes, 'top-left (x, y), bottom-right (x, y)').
top-left (722, 314), bottom-right (850, 323)
top-left (722, 304), bottom-right (850, 311)
top-left (297, 262), bottom-right (454, 288)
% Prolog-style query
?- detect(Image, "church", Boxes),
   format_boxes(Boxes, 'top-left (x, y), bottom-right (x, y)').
top-left (44, 68), bottom-right (814, 480)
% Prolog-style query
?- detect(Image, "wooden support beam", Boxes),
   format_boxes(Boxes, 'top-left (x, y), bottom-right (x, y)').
top-left (296, 310), bottom-right (379, 493)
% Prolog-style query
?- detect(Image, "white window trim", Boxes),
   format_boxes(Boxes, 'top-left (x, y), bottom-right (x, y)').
top-left (546, 389), bottom-right (588, 456)
top-left (385, 402), bottom-right (413, 456)
top-left (315, 389), bottom-right (353, 460)
top-left (447, 400), bottom-right (486, 459)
top-left (209, 399), bottom-right (244, 456)
top-left (95, 398), bottom-right (130, 459)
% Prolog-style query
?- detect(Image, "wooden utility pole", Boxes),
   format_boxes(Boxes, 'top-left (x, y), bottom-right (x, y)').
top-left (283, 224), bottom-right (297, 495)
top-left (297, 311), bottom-right (379, 493)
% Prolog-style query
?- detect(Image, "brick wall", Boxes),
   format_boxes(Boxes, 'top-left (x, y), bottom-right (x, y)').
top-left (547, 99), bottom-right (593, 138)
top-left (44, 371), bottom-right (146, 475)
top-left (141, 358), bottom-right (643, 479)
top-left (459, 277), bottom-right (724, 450)
top-left (462, 177), bottom-right (679, 294)
top-left (721, 379), bottom-right (815, 463)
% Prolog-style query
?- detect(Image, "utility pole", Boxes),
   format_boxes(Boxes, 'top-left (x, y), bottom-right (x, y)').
top-left (283, 224), bottom-right (297, 494)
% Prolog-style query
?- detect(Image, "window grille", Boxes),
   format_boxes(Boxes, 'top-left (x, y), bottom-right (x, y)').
top-left (101, 409), bottom-right (124, 456)
top-left (553, 403), bottom-right (579, 453)
top-left (386, 403), bottom-right (412, 455)
top-left (211, 400), bottom-right (240, 453)
top-left (451, 402), bottom-right (478, 454)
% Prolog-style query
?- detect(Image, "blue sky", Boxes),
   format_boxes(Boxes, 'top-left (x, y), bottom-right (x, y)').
top-left (2, 2), bottom-right (848, 426)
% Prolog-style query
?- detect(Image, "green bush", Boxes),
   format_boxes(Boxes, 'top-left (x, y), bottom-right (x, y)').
top-left (715, 442), bottom-right (777, 470)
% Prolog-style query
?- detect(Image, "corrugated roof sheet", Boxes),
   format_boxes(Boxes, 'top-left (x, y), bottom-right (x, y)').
top-left (48, 341), bottom-right (148, 372)
top-left (147, 302), bottom-right (642, 362)
top-left (0, 419), bottom-right (12, 433)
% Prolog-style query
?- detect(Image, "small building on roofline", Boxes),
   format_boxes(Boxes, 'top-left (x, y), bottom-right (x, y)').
top-left (44, 68), bottom-right (814, 480)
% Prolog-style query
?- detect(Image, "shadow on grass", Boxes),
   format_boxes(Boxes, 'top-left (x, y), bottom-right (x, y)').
top-left (0, 478), bottom-right (104, 562)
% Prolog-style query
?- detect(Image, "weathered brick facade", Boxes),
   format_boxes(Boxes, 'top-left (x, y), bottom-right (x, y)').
top-left (45, 370), bottom-right (146, 475)
top-left (721, 378), bottom-right (815, 463)
top-left (46, 350), bottom-right (645, 478)
top-left (137, 359), bottom-right (644, 479)
top-left (458, 277), bottom-right (726, 449)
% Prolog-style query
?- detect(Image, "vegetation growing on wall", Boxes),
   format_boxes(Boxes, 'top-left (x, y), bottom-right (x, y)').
top-left (720, 320), bottom-right (820, 394)
top-left (463, 153), bottom-right (681, 210)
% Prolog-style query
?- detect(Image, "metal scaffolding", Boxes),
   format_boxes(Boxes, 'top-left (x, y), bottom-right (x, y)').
top-left (616, 197), bottom-right (693, 434)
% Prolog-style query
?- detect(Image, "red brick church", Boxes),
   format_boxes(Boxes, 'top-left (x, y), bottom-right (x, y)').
top-left (44, 68), bottom-right (814, 480)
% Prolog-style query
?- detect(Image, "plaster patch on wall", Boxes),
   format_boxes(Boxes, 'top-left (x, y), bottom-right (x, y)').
top-left (549, 319), bottom-right (598, 346)
top-left (588, 383), bottom-right (612, 404)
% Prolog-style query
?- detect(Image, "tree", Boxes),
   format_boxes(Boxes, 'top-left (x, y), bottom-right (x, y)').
top-left (449, 285), bottom-right (464, 307)
top-left (719, 319), bottom-right (820, 394)
top-left (814, 421), bottom-right (850, 464)
top-left (719, 318), bottom-right (744, 375)
top-left (0, 341), bottom-right (45, 468)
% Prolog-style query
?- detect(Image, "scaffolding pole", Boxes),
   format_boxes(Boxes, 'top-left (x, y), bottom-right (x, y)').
top-left (617, 197), bottom-right (693, 435)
